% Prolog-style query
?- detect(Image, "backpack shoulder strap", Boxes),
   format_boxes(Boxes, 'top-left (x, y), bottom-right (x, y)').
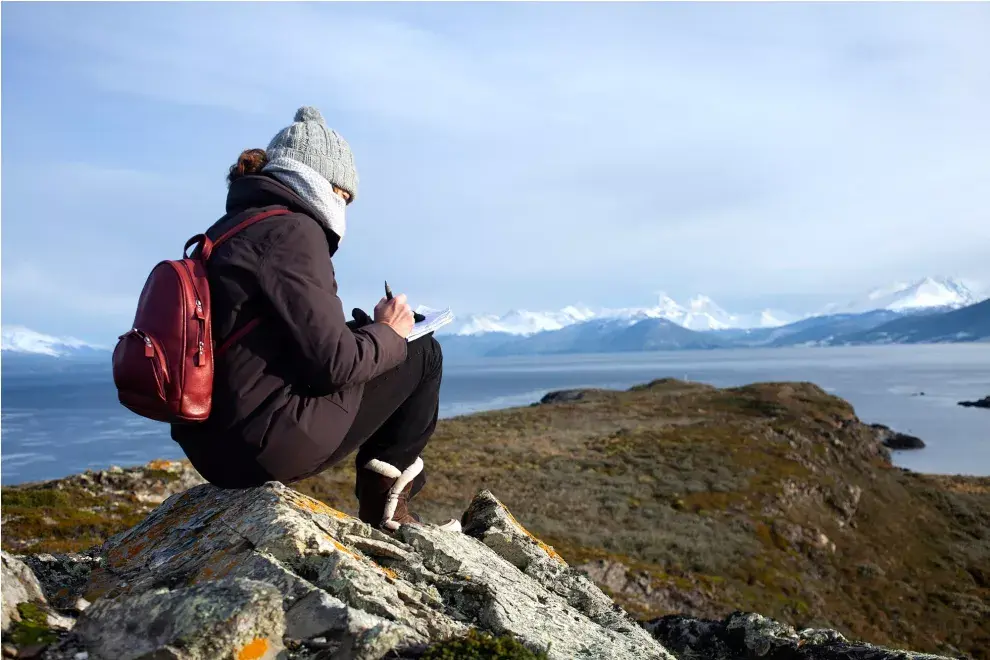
top-left (184, 207), bottom-right (291, 260)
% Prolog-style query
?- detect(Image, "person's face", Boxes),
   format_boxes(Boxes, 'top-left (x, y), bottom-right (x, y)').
top-left (332, 186), bottom-right (352, 205)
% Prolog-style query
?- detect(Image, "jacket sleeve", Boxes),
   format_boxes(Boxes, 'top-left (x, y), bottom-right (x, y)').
top-left (256, 217), bottom-right (408, 391)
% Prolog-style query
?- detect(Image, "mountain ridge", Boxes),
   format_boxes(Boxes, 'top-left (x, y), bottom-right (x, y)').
top-left (4, 277), bottom-right (985, 358)
top-left (448, 276), bottom-right (981, 337)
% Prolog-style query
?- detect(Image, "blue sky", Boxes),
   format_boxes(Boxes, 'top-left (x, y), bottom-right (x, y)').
top-left (2, 2), bottom-right (989, 342)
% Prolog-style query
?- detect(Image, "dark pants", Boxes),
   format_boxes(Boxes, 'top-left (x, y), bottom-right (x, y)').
top-left (321, 334), bottom-right (442, 482)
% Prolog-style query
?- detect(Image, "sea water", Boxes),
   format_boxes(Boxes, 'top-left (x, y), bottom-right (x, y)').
top-left (2, 344), bottom-right (988, 484)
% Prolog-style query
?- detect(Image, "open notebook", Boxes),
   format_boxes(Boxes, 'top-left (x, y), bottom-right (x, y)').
top-left (408, 305), bottom-right (454, 342)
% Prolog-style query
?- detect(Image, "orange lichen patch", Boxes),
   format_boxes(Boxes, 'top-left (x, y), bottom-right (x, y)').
top-left (236, 637), bottom-right (270, 660)
top-left (328, 536), bottom-right (398, 580)
top-left (289, 492), bottom-right (352, 520)
top-left (146, 459), bottom-right (181, 471)
top-left (330, 538), bottom-right (365, 563)
top-left (499, 503), bottom-right (567, 566)
top-left (191, 546), bottom-right (243, 584)
top-left (125, 540), bottom-right (149, 559)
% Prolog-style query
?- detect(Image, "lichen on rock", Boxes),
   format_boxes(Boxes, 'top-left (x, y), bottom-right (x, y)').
top-left (54, 481), bottom-right (669, 659)
top-left (72, 578), bottom-right (285, 660)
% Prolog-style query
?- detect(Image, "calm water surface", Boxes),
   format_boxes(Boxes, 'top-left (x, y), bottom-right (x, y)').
top-left (2, 344), bottom-right (988, 484)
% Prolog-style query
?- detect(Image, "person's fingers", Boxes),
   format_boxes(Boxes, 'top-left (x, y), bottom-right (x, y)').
top-left (394, 293), bottom-right (408, 305)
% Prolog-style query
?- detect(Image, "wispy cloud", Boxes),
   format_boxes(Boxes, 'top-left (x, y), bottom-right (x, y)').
top-left (2, 2), bottom-right (989, 340)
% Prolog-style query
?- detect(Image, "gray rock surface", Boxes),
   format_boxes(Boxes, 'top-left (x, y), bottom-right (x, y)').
top-left (73, 578), bottom-right (285, 660)
top-left (462, 491), bottom-right (658, 642)
top-left (870, 424), bottom-right (926, 450)
top-left (2, 552), bottom-right (47, 632)
top-left (646, 611), bottom-right (954, 660)
top-left (538, 389), bottom-right (593, 404)
top-left (958, 395), bottom-right (990, 409)
top-left (74, 482), bottom-right (668, 659)
top-left (18, 553), bottom-right (100, 611)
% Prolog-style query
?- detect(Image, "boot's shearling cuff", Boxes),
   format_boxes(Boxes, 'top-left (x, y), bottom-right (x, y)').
top-left (364, 457), bottom-right (424, 530)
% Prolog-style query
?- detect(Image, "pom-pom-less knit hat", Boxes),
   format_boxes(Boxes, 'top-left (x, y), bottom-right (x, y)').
top-left (266, 106), bottom-right (358, 201)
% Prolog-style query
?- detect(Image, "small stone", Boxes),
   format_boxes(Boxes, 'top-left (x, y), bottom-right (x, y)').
top-left (16, 643), bottom-right (49, 660)
top-left (73, 653), bottom-right (90, 660)
top-left (46, 610), bottom-right (76, 631)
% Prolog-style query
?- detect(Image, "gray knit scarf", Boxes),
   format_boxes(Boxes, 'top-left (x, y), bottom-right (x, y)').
top-left (263, 156), bottom-right (347, 241)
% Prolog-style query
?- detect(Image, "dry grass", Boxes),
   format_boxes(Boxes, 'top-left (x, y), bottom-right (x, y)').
top-left (298, 379), bottom-right (990, 659)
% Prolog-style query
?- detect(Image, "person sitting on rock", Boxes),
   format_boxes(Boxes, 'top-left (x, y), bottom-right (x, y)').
top-left (171, 106), bottom-right (458, 533)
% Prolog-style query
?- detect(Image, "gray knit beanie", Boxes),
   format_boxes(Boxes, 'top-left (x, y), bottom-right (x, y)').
top-left (266, 106), bottom-right (358, 201)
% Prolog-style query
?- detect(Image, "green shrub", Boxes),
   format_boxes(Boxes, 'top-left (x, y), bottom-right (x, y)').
top-left (421, 629), bottom-right (549, 660)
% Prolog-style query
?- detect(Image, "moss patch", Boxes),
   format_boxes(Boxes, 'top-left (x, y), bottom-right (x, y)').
top-left (422, 630), bottom-right (549, 659)
top-left (8, 602), bottom-right (58, 646)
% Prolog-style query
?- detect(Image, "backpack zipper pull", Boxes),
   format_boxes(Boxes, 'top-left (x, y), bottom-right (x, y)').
top-left (196, 341), bottom-right (205, 366)
top-left (143, 335), bottom-right (154, 358)
top-left (194, 299), bottom-right (205, 320)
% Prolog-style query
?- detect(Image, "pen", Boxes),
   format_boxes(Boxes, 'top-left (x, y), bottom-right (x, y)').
top-left (386, 281), bottom-right (425, 322)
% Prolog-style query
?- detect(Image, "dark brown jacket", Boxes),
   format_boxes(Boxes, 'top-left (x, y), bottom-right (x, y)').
top-left (171, 175), bottom-right (407, 487)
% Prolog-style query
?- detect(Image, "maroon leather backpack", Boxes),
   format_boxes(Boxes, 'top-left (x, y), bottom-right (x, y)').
top-left (112, 209), bottom-right (289, 423)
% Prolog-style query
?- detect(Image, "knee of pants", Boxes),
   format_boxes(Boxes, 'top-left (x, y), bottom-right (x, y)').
top-left (423, 334), bottom-right (443, 380)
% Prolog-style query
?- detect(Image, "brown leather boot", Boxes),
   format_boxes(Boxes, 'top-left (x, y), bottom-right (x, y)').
top-left (356, 457), bottom-right (460, 532)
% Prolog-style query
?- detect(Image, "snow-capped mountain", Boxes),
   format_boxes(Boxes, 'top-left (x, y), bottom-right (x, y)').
top-left (448, 294), bottom-right (793, 336)
top-left (1, 326), bottom-right (107, 357)
top-left (451, 306), bottom-right (597, 336)
top-left (825, 277), bottom-right (980, 315)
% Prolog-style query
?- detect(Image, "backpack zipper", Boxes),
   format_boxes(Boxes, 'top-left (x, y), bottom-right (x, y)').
top-left (194, 298), bottom-right (206, 366)
top-left (126, 329), bottom-right (169, 399)
top-left (183, 260), bottom-right (207, 368)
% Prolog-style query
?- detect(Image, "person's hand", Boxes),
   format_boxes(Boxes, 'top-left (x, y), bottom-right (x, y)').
top-left (374, 294), bottom-right (414, 338)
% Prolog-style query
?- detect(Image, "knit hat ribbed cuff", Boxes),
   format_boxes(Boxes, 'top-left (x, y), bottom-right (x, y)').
top-left (268, 146), bottom-right (358, 202)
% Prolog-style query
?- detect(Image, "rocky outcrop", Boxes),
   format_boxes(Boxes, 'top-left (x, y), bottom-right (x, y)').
top-left (646, 611), bottom-right (952, 660)
top-left (32, 484), bottom-right (674, 660)
top-left (870, 424), bottom-right (926, 450)
top-left (958, 395), bottom-right (990, 409)
top-left (538, 389), bottom-right (591, 404)
top-left (1, 480), bottom-right (957, 660)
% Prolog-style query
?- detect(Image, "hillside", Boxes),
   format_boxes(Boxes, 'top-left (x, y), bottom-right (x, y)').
top-left (298, 380), bottom-right (989, 658)
top-left (2, 382), bottom-right (987, 658)
top-left (487, 318), bottom-right (726, 356)
top-left (839, 298), bottom-right (990, 345)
